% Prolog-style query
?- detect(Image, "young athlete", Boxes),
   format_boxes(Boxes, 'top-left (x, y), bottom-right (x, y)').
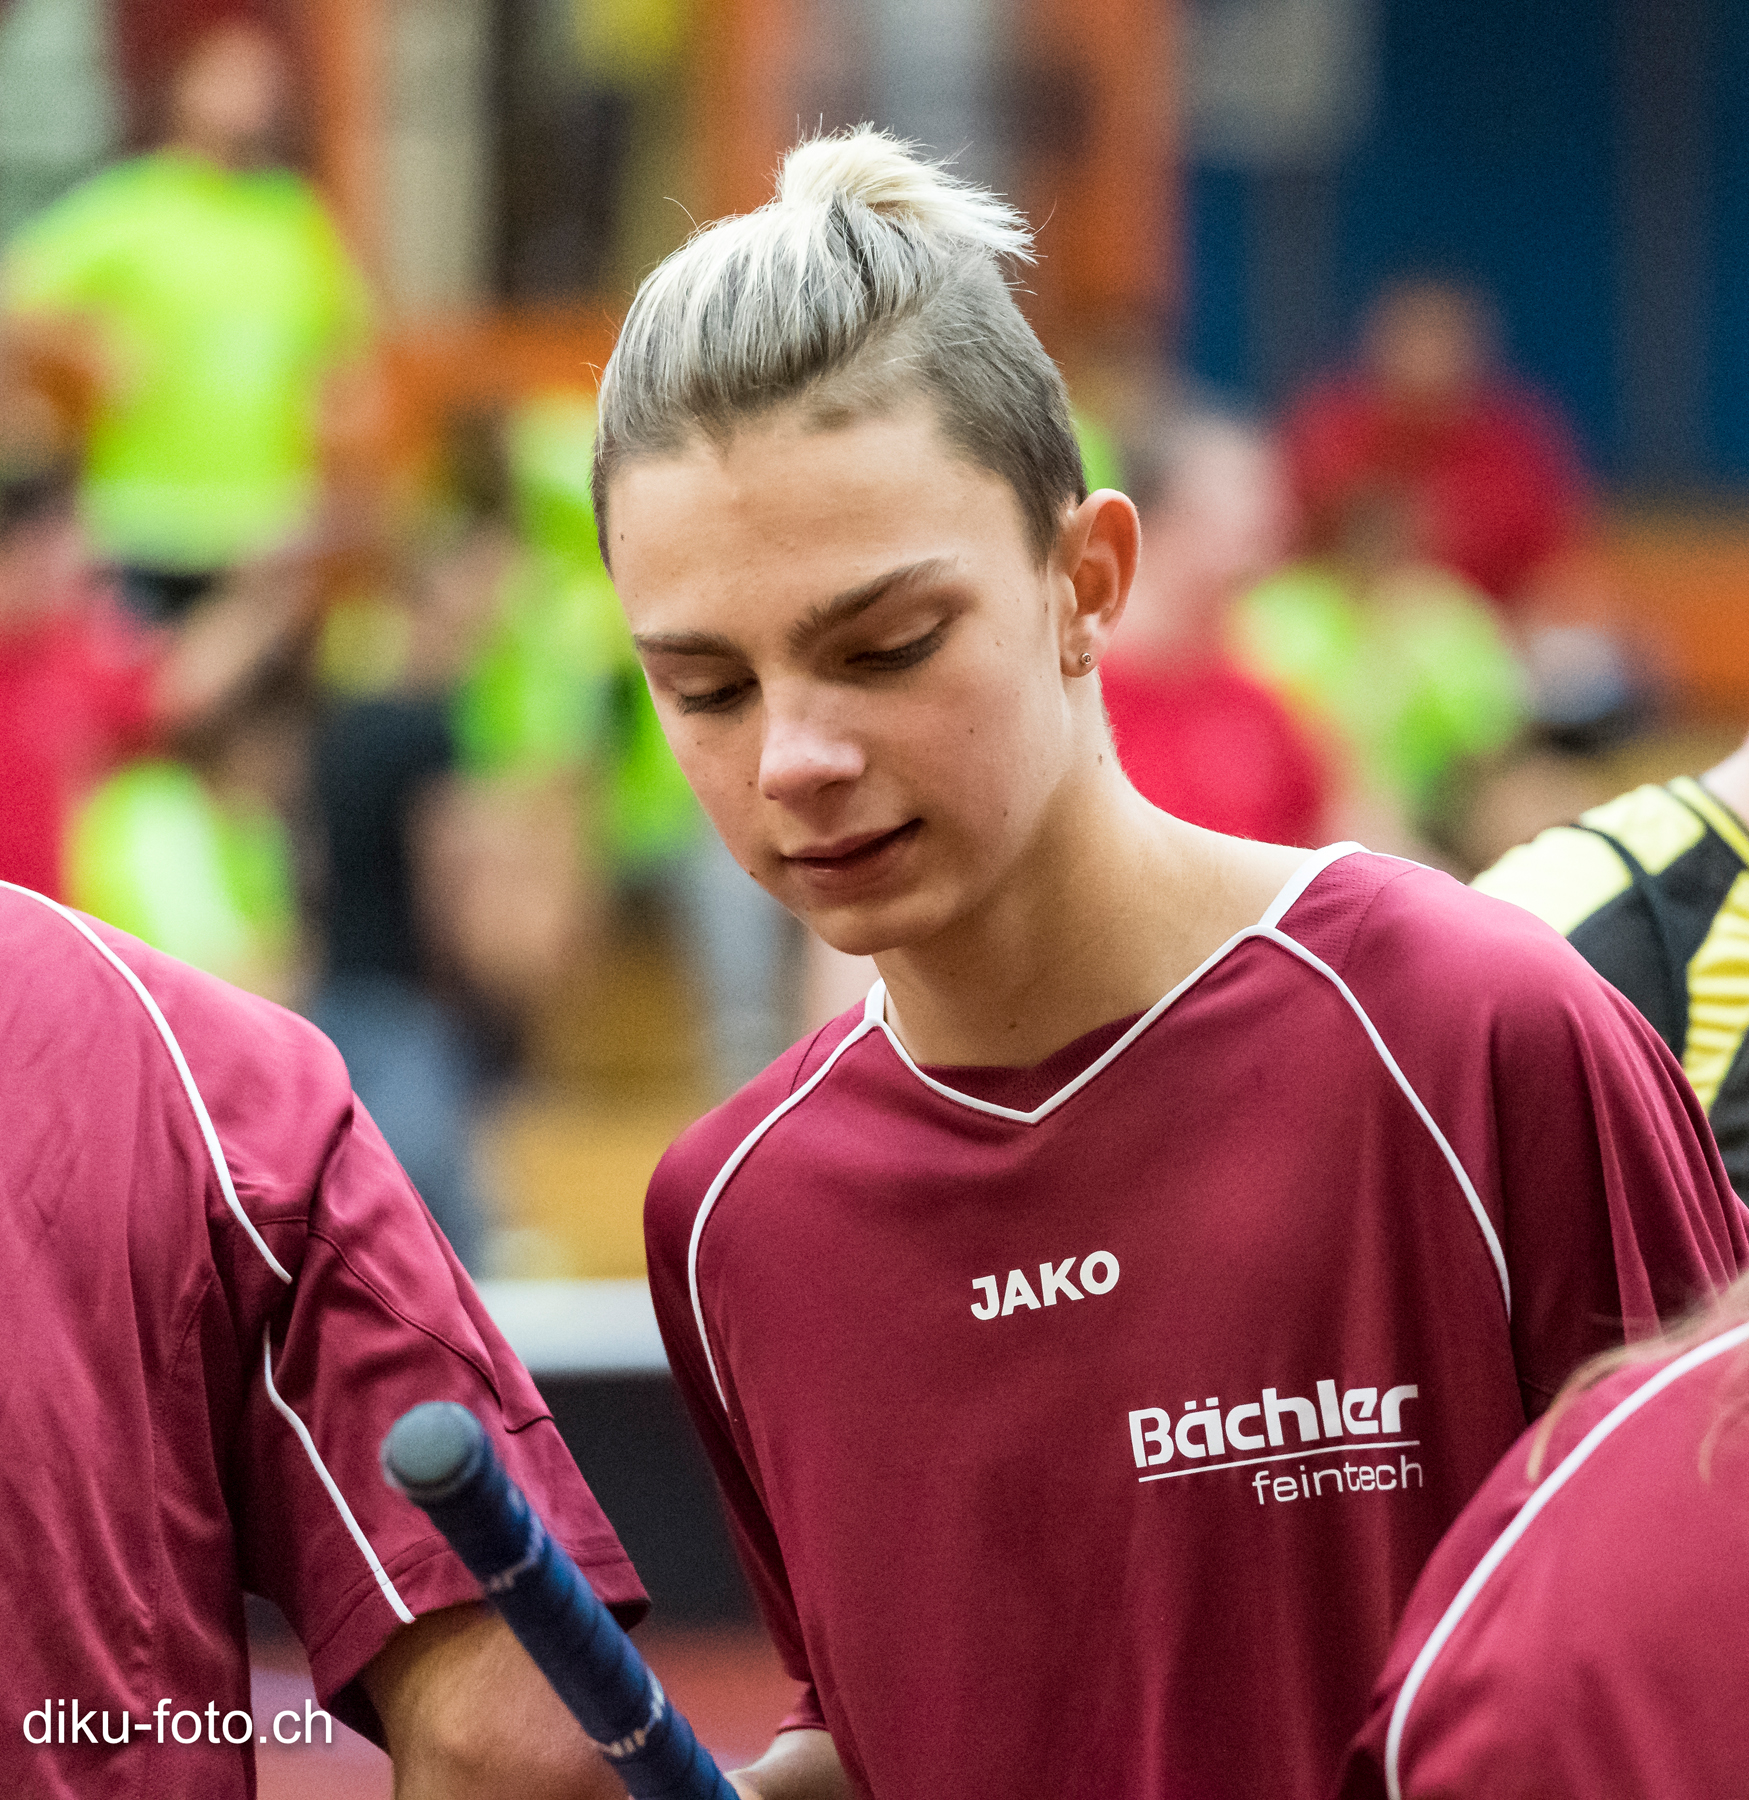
top-left (1336, 1269), bottom-right (1749, 1798)
top-left (593, 129), bottom-right (1749, 1800)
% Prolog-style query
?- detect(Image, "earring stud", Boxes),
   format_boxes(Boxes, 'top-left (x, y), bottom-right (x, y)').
top-left (1080, 652), bottom-right (1093, 666)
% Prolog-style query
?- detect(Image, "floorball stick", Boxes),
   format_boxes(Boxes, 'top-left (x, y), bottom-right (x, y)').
top-left (382, 1401), bottom-right (736, 1799)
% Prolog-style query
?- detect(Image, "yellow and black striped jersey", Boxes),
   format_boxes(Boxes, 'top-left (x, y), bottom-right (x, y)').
top-left (1475, 775), bottom-right (1749, 1195)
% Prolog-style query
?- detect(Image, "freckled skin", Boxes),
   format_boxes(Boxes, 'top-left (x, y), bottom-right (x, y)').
top-left (608, 401), bottom-right (1307, 1067)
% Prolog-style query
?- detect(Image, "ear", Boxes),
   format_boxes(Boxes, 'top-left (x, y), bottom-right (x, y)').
top-left (1053, 489), bottom-right (1141, 678)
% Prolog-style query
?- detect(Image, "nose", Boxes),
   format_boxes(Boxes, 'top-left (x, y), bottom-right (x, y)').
top-left (757, 697), bottom-right (866, 806)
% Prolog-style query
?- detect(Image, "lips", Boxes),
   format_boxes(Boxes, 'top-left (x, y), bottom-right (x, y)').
top-left (784, 819), bottom-right (921, 878)
top-left (788, 820), bottom-right (921, 867)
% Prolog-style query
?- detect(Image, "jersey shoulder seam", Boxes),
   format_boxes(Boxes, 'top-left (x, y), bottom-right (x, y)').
top-left (303, 1223), bottom-right (503, 1406)
top-left (1262, 926), bottom-right (1511, 1317)
top-left (1287, 853), bottom-right (1423, 974)
top-left (787, 1019), bottom-right (845, 1095)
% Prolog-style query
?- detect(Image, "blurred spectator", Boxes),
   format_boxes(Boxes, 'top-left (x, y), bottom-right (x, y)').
top-left (67, 652), bottom-right (306, 1008)
top-left (449, 394), bottom-right (793, 1098)
top-left (0, 434), bottom-right (152, 898)
top-left (308, 698), bottom-right (491, 1272)
top-left (1102, 410), bottom-right (1326, 846)
top-left (1281, 278), bottom-right (1588, 614)
top-left (1235, 319), bottom-right (1532, 861)
top-left (303, 471), bottom-right (519, 1277)
top-left (1, 20), bottom-right (370, 622)
top-left (0, 395), bottom-right (308, 930)
top-left (1232, 549), bottom-right (1525, 862)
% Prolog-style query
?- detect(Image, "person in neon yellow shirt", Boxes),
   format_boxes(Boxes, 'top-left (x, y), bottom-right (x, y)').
top-left (1232, 557), bottom-right (1525, 830)
top-left (2, 22), bottom-right (370, 620)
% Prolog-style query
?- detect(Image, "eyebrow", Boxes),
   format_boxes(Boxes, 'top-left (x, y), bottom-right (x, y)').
top-left (784, 557), bottom-right (956, 655)
top-left (631, 558), bottom-right (956, 661)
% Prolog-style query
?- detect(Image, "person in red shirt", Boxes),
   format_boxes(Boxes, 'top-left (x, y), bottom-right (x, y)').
top-left (1281, 278), bottom-right (1587, 612)
top-left (0, 426), bottom-right (315, 905)
top-left (1100, 409), bottom-right (1326, 844)
top-left (590, 129), bottom-right (1746, 1799)
top-left (1336, 1272), bottom-right (1749, 1800)
top-left (0, 880), bottom-right (646, 1797)
top-left (0, 447), bottom-right (156, 897)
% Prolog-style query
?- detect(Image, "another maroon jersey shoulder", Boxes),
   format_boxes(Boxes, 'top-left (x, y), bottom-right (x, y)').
top-left (1338, 1322), bottom-right (1749, 1799)
top-left (0, 886), bottom-right (643, 1797)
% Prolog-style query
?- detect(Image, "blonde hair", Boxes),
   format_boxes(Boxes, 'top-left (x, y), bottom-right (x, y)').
top-left (1528, 1268), bottom-right (1749, 1481)
top-left (592, 126), bottom-right (1085, 563)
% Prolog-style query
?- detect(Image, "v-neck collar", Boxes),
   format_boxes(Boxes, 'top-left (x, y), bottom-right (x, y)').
top-left (864, 842), bottom-right (1366, 1125)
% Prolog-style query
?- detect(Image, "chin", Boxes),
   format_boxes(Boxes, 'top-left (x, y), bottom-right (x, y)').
top-left (808, 914), bottom-right (899, 961)
top-left (804, 892), bottom-right (948, 962)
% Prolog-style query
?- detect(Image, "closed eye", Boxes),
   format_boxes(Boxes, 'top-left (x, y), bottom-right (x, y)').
top-left (675, 677), bottom-right (754, 715)
top-left (848, 623), bottom-right (947, 673)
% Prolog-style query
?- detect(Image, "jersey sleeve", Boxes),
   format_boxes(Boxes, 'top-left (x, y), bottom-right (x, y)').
top-left (1299, 859), bottom-right (1749, 1410)
top-left (779, 1681), bottom-right (829, 1734)
top-left (123, 931), bottom-right (646, 1739)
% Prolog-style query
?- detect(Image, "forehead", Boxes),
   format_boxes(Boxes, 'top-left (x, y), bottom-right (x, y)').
top-left (605, 404), bottom-right (1032, 631)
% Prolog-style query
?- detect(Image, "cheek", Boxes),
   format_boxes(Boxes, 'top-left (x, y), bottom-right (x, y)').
top-left (908, 652), bottom-right (1062, 828)
top-left (661, 715), bottom-right (761, 837)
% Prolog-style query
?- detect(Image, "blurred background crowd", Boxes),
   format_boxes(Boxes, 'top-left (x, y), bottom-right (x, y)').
top-left (4, 0), bottom-right (1745, 1288)
top-left (4, 0), bottom-right (1745, 1282)
top-left (6, 0), bottom-right (1748, 1784)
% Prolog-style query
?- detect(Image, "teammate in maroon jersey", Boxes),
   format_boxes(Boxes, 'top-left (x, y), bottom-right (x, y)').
top-left (589, 128), bottom-right (1748, 1799)
top-left (0, 880), bottom-right (645, 1799)
top-left (1337, 1269), bottom-right (1749, 1799)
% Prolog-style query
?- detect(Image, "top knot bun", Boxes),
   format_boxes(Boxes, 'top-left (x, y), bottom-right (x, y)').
top-left (776, 126), bottom-right (1034, 262)
top-left (597, 122), bottom-right (1080, 570)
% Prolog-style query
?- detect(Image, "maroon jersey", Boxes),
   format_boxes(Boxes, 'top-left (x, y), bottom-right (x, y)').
top-left (645, 847), bottom-right (1748, 1800)
top-left (1339, 1317), bottom-right (1749, 1800)
top-left (0, 884), bottom-right (645, 1798)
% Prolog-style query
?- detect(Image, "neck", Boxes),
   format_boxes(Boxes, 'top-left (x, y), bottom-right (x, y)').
top-left (873, 755), bottom-right (1308, 1066)
top-left (168, 132), bottom-right (248, 172)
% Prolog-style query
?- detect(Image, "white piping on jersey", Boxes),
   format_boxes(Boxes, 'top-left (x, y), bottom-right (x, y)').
top-left (867, 842), bottom-right (1371, 1127)
top-left (3, 884), bottom-right (418, 1626)
top-left (1256, 931), bottom-right (1510, 1317)
top-left (1258, 839), bottom-right (1365, 929)
top-left (261, 1327), bottom-right (416, 1624)
top-left (688, 1014), bottom-right (885, 1407)
top-left (859, 845), bottom-right (1510, 1317)
top-left (687, 844), bottom-right (1509, 1402)
top-left (1, 883), bottom-right (293, 1283)
top-left (1382, 1317), bottom-right (1749, 1800)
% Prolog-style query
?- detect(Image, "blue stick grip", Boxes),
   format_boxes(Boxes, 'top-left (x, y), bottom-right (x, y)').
top-left (383, 1402), bottom-right (736, 1800)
